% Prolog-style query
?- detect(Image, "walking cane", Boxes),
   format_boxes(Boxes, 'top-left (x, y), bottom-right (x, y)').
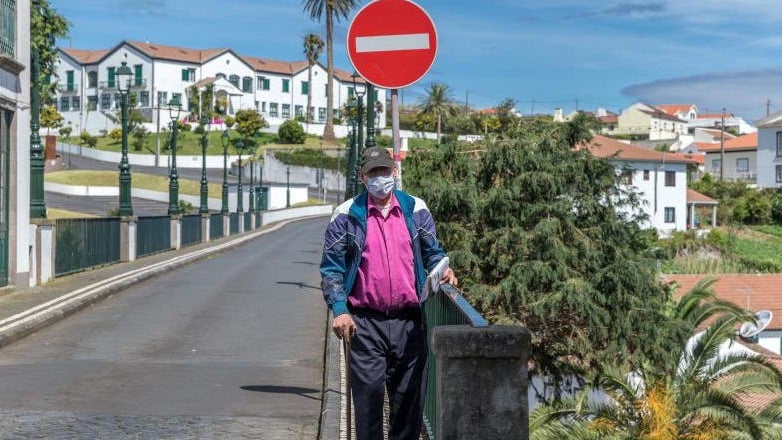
top-left (343, 334), bottom-right (353, 440)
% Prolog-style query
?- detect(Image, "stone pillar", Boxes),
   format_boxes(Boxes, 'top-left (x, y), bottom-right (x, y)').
top-left (223, 214), bottom-right (230, 237)
top-left (712, 206), bottom-right (717, 228)
top-left (432, 326), bottom-right (531, 440)
top-left (120, 217), bottom-right (137, 263)
top-left (31, 219), bottom-right (55, 285)
top-left (201, 213), bottom-right (210, 243)
top-left (238, 213), bottom-right (245, 234)
top-left (249, 212), bottom-right (256, 230)
top-left (170, 216), bottom-right (181, 250)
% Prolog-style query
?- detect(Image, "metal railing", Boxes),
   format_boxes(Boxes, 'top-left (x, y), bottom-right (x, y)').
top-left (99, 78), bottom-right (147, 89)
top-left (57, 83), bottom-right (79, 93)
top-left (180, 214), bottom-right (202, 247)
top-left (255, 212), bottom-right (262, 227)
top-left (243, 213), bottom-right (251, 231)
top-left (229, 213), bottom-right (239, 235)
top-left (136, 215), bottom-right (171, 257)
top-left (0, 0), bottom-right (14, 58)
top-left (423, 284), bottom-right (488, 439)
top-left (210, 213), bottom-right (224, 239)
top-left (55, 218), bottom-right (121, 276)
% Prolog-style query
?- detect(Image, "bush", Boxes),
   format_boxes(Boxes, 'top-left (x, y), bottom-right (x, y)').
top-left (58, 126), bottom-right (73, 138)
top-left (108, 128), bottom-right (122, 143)
top-left (79, 131), bottom-right (97, 148)
top-left (706, 228), bottom-right (728, 249)
top-left (278, 120), bottom-right (306, 144)
top-left (224, 116), bottom-right (235, 128)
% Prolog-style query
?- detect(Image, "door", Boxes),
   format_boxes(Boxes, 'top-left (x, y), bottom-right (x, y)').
top-left (0, 109), bottom-right (10, 286)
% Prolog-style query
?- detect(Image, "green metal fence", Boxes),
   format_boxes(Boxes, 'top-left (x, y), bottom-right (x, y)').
top-left (210, 214), bottom-right (223, 239)
top-left (243, 212), bottom-right (251, 231)
top-left (136, 216), bottom-right (171, 257)
top-left (181, 214), bottom-right (202, 247)
top-left (423, 284), bottom-right (488, 439)
top-left (255, 212), bottom-right (262, 228)
top-left (55, 218), bottom-right (121, 276)
top-left (229, 213), bottom-right (239, 235)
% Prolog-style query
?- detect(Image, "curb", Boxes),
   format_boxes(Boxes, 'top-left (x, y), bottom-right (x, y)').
top-left (319, 311), bottom-right (342, 440)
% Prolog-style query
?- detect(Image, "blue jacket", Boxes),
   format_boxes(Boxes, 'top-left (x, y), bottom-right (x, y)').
top-left (320, 190), bottom-right (446, 317)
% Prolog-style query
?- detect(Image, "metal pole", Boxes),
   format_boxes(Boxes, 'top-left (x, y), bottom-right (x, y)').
top-left (30, 45), bottom-right (46, 218)
top-left (168, 118), bottom-right (180, 215)
top-left (286, 166), bottom-right (291, 208)
top-left (119, 91), bottom-right (133, 216)
top-left (199, 122), bottom-right (209, 214)
top-left (249, 157), bottom-right (255, 212)
top-left (353, 97), bottom-right (364, 194)
top-left (720, 108), bottom-right (725, 181)
top-left (221, 138), bottom-right (228, 214)
top-left (365, 84), bottom-right (376, 148)
top-left (392, 89), bottom-right (401, 189)
top-left (237, 141), bottom-right (243, 213)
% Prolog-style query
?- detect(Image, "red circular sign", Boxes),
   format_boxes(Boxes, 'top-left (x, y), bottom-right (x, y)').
top-left (347, 0), bottom-right (438, 89)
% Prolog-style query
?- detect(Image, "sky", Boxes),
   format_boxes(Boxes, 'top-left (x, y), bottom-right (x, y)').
top-left (50, 0), bottom-right (782, 123)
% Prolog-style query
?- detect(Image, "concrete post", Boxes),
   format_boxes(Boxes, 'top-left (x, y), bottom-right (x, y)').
top-left (432, 325), bottom-right (531, 440)
top-left (170, 216), bottom-right (181, 250)
top-left (31, 220), bottom-right (55, 285)
top-left (120, 217), bottom-right (137, 263)
top-left (249, 212), bottom-right (256, 231)
top-left (223, 214), bottom-right (230, 237)
top-left (201, 214), bottom-right (210, 243)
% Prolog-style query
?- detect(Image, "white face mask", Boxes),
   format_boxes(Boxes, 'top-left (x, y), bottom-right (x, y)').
top-left (366, 175), bottom-right (395, 199)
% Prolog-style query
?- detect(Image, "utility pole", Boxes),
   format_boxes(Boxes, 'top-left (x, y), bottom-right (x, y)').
top-left (720, 108), bottom-right (725, 181)
top-left (767, 99), bottom-right (772, 117)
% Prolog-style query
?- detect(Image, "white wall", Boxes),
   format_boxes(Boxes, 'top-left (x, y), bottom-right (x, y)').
top-left (619, 160), bottom-right (689, 234)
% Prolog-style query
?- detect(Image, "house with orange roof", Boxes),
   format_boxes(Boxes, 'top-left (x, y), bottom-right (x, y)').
top-left (689, 111), bottom-right (756, 135)
top-left (693, 133), bottom-right (757, 182)
top-left (586, 135), bottom-right (709, 233)
top-left (615, 103), bottom-right (688, 141)
top-left (655, 103), bottom-right (698, 121)
top-left (54, 40), bottom-right (385, 136)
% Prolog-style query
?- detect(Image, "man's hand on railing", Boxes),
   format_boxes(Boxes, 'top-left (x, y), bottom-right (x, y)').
top-left (439, 267), bottom-right (458, 287)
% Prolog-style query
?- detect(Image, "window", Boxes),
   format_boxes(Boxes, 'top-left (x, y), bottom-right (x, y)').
top-left (181, 68), bottom-right (195, 82)
top-left (72, 96), bottom-right (81, 111)
top-left (260, 101), bottom-right (266, 112)
top-left (87, 71), bottom-right (97, 88)
top-left (736, 158), bottom-right (749, 173)
top-left (257, 76), bottom-right (270, 90)
top-left (318, 107), bottom-right (326, 122)
top-left (101, 93), bottom-right (111, 109)
top-left (59, 97), bottom-right (69, 111)
top-left (620, 170), bottom-right (633, 185)
top-left (172, 93), bottom-right (182, 106)
top-left (228, 75), bottom-right (240, 88)
top-left (664, 207), bottom-right (676, 223)
top-left (87, 95), bottom-right (98, 111)
top-left (107, 66), bottom-right (116, 88)
top-left (282, 79), bottom-right (290, 93)
top-left (301, 81), bottom-right (309, 95)
top-left (66, 70), bottom-right (75, 91)
top-left (348, 87), bottom-right (354, 98)
top-left (269, 103), bottom-right (278, 117)
top-left (139, 91), bottom-right (149, 107)
top-left (242, 76), bottom-right (252, 93)
top-left (777, 165), bottom-right (782, 183)
top-left (664, 171), bottom-right (675, 187)
top-left (643, 170), bottom-right (650, 181)
top-left (216, 72), bottom-right (226, 79)
top-left (0, 0), bottom-right (15, 57)
top-left (134, 64), bottom-right (143, 86)
top-left (777, 132), bottom-right (782, 157)
top-left (295, 105), bottom-right (303, 118)
top-left (113, 92), bottom-right (121, 109)
top-left (282, 104), bottom-right (291, 119)
top-left (157, 91), bottom-right (167, 107)
top-left (711, 159), bottom-right (721, 172)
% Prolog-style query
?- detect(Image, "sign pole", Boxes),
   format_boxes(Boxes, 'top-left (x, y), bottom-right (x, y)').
top-left (392, 89), bottom-right (402, 189)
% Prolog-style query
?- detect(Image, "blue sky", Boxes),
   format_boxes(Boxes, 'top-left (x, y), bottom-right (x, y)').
top-left (51, 0), bottom-right (782, 122)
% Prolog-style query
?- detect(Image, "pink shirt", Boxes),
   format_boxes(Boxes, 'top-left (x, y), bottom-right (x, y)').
top-left (349, 195), bottom-right (418, 311)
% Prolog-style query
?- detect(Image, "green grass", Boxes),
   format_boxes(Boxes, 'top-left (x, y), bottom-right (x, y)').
top-left (47, 208), bottom-right (97, 219)
top-left (749, 224), bottom-right (782, 238)
top-left (46, 170), bottom-right (223, 198)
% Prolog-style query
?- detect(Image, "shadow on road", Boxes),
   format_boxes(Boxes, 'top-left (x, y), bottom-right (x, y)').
top-left (241, 385), bottom-right (321, 401)
top-left (276, 281), bottom-right (320, 291)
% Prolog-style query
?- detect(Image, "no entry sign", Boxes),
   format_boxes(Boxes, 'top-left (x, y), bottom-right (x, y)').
top-left (347, 0), bottom-right (438, 89)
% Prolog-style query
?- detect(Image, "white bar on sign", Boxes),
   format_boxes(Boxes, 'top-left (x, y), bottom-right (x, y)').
top-left (355, 33), bottom-right (429, 53)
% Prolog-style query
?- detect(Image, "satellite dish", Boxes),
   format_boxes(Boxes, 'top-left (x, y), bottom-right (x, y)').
top-left (738, 310), bottom-right (773, 340)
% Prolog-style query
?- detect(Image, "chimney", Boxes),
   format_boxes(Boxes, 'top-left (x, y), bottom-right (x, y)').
top-left (553, 108), bottom-right (564, 122)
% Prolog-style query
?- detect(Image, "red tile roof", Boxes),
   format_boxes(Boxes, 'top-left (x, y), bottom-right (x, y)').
top-left (597, 115), bottom-right (618, 124)
top-left (655, 104), bottom-right (695, 116)
top-left (641, 108), bottom-right (686, 123)
top-left (698, 113), bottom-right (734, 119)
top-left (585, 135), bottom-right (696, 164)
top-left (697, 133), bottom-right (757, 152)
top-left (687, 189), bottom-right (717, 204)
top-left (61, 48), bottom-right (110, 64)
top-left (127, 40), bottom-right (228, 63)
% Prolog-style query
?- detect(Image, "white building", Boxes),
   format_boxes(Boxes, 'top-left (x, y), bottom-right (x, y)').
top-left (755, 110), bottom-right (782, 188)
top-left (0, 0), bottom-right (33, 287)
top-left (615, 103), bottom-right (688, 141)
top-left (587, 135), bottom-right (698, 235)
top-left (53, 40), bottom-right (386, 135)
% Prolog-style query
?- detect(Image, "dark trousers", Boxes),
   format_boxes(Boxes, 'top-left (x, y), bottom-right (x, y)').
top-left (349, 308), bottom-right (428, 440)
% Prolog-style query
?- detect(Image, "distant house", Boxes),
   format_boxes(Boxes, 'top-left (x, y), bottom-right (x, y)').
top-left (696, 133), bottom-right (757, 182)
top-left (616, 103), bottom-right (688, 141)
top-left (656, 103), bottom-right (698, 121)
top-left (585, 135), bottom-right (702, 234)
top-left (689, 112), bottom-right (756, 135)
top-left (751, 111), bottom-right (782, 188)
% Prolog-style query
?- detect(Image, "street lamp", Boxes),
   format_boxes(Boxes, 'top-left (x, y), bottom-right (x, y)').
top-left (220, 130), bottom-right (229, 214)
top-left (345, 98), bottom-right (357, 200)
top-left (30, 35), bottom-right (46, 218)
top-left (351, 71), bottom-right (366, 194)
top-left (286, 165), bottom-right (291, 208)
top-left (167, 96), bottom-right (182, 216)
top-left (236, 139), bottom-right (244, 213)
top-left (248, 155), bottom-right (255, 213)
top-left (199, 117), bottom-right (209, 214)
top-left (365, 83), bottom-right (376, 149)
top-left (116, 61), bottom-right (134, 217)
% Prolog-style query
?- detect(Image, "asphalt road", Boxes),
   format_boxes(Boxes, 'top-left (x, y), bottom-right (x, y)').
top-left (0, 218), bottom-right (328, 438)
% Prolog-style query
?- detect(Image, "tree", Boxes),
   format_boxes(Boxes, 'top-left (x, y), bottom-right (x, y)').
top-left (39, 105), bottom-right (63, 135)
top-left (188, 83), bottom-right (215, 121)
top-left (302, 0), bottom-right (361, 140)
top-left (403, 118), bottom-right (682, 392)
top-left (303, 33), bottom-right (325, 124)
top-left (417, 83), bottom-right (459, 143)
top-left (31, 0), bottom-right (69, 105)
top-left (234, 109), bottom-right (268, 141)
top-left (278, 120), bottom-right (306, 144)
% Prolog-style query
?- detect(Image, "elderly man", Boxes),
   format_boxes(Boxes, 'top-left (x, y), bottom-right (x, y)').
top-left (320, 147), bottom-right (457, 439)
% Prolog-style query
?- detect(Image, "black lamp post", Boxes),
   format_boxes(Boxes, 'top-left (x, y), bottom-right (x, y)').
top-left (286, 165), bottom-right (291, 208)
top-left (199, 117), bottom-right (209, 214)
top-left (167, 96), bottom-right (182, 216)
top-left (220, 130), bottom-right (229, 214)
top-left (236, 139), bottom-right (244, 213)
top-left (116, 61), bottom-right (134, 217)
top-left (30, 35), bottom-right (46, 218)
top-left (365, 83), bottom-right (376, 148)
top-left (248, 156), bottom-right (255, 213)
top-left (257, 163), bottom-right (263, 210)
top-left (351, 71), bottom-right (366, 193)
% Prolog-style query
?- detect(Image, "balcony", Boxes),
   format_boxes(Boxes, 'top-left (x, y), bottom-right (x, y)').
top-left (57, 83), bottom-right (79, 93)
top-left (99, 78), bottom-right (148, 90)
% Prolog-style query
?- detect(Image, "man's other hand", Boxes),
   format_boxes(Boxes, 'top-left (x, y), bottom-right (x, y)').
top-left (440, 267), bottom-right (458, 287)
top-left (332, 314), bottom-right (356, 340)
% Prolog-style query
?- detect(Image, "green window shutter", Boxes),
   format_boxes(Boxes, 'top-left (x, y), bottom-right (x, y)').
top-left (134, 65), bottom-right (142, 86)
top-left (107, 67), bottom-right (115, 88)
top-left (181, 68), bottom-right (188, 81)
top-left (301, 81), bottom-right (309, 95)
top-left (264, 79), bottom-right (270, 90)
top-left (66, 71), bottom-right (74, 91)
top-left (348, 87), bottom-right (354, 98)
top-left (282, 79), bottom-right (289, 93)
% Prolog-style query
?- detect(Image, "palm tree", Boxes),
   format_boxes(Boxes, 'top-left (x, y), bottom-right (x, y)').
top-left (303, 33), bottom-right (325, 124)
top-left (532, 278), bottom-right (782, 440)
top-left (302, 0), bottom-right (361, 140)
top-left (417, 82), bottom-right (458, 143)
